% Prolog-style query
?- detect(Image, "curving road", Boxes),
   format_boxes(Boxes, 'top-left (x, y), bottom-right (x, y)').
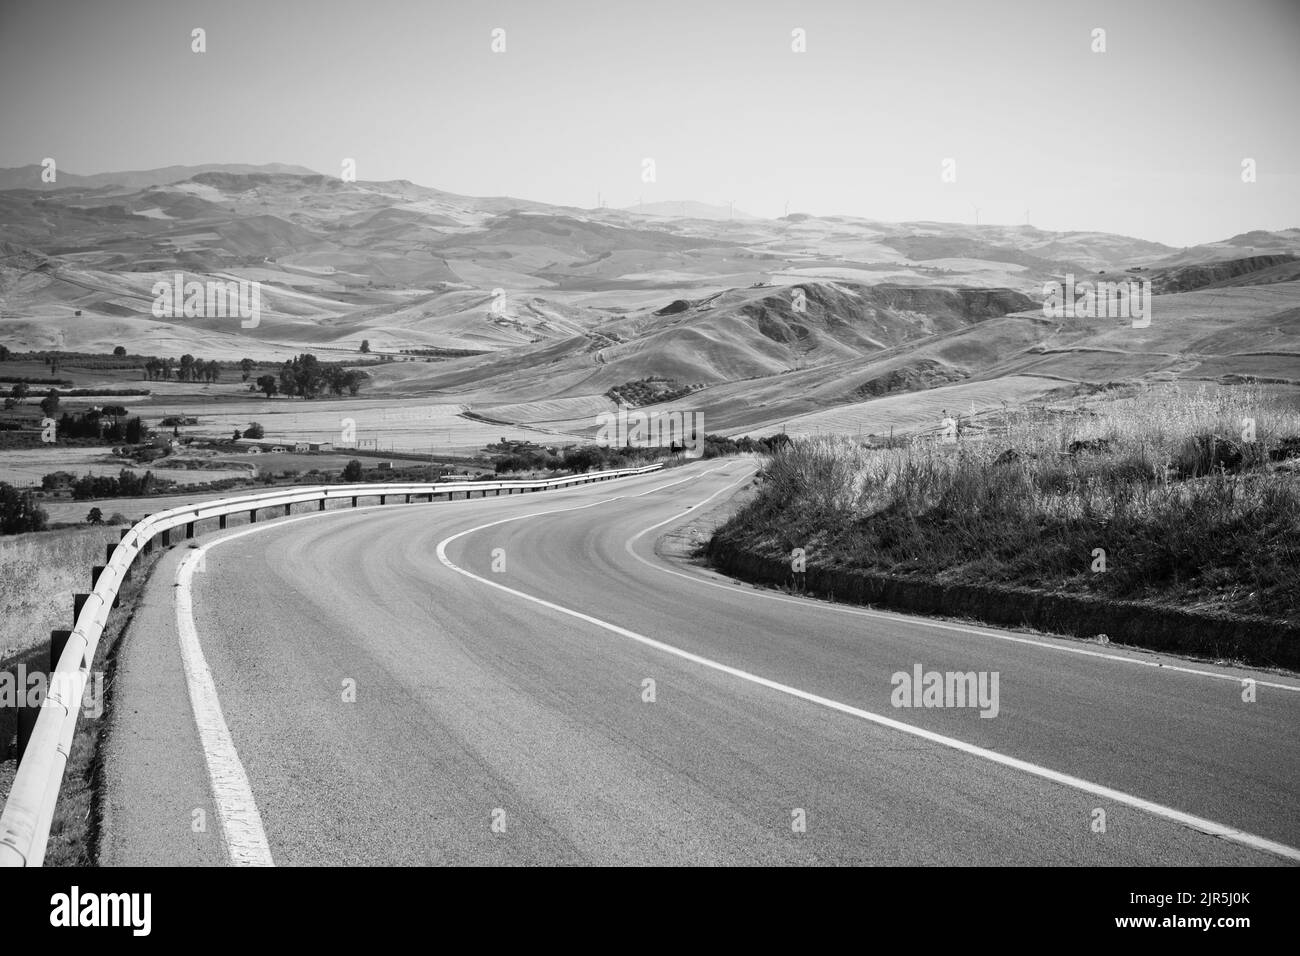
top-left (101, 459), bottom-right (1300, 865)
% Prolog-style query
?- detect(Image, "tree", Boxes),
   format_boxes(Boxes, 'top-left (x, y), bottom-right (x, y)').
top-left (279, 354), bottom-right (326, 399)
top-left (9, 383), bottom-right (29, 402)
top-left (0, 344), bottom-right (9, 361)
top-left (40, 389), bottom-right (59, 418)
top-left (244, 422), bottom-right (265, 439)
top-left (179, 354), bottom-right (195, 382)
top-left (360, 340), bottom-right (370, 353)
top-left (113, 346), bottom-right (127, 357)
top-left (255, 375), bottom-right (278, 398)
top-left (204, 360), bottom-right (221, 383)
top-left (0, 482), bottom-right (48, 534)
top-left (240, 358), bottom-right (254, 382)
top-left (86, 507), bottom-right (104, 525)
top-left (342, 459), bottom-right (364, 482)
top-left (232, 428), bottom-right (243, 440)
top-left (344, 369), bottom-right (369, 397)
top-left (124, 417), bottom-right (146, 443)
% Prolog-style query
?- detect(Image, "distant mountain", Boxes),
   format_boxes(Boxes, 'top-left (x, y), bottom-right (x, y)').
top-left (1146, 228), bottom-right (1300, 268)
top-left (0, 162), bottom-right (321, 191)
top-left (0, 167), bottom-right (1295, 417)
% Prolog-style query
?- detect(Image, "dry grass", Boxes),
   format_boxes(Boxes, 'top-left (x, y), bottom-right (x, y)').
top-left (719, 384), bottom-right (1300, 620)
top-left (0, 526), bottom-right (116, 658)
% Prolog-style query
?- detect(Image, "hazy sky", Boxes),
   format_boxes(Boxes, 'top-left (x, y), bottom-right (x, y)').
top-left (1, 0), bottom-right (1297, 246)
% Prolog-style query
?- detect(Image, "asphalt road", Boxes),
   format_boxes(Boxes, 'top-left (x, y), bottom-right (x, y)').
top-left (101, 459), bottom-right (1300, 865)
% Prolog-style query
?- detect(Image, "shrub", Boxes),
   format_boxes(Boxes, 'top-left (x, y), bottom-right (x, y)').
top-left (0, 482), bottom-right (49, 533)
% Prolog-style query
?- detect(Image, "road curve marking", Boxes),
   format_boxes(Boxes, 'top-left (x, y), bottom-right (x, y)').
top-left (436, 472), bottom-right (1300, 864)
top-left (175, 547), bottom-right (274, 866)
top-left (161, 469), bottom-right (689, 865)
top-left (625, 467), bottom-right (1300, 693)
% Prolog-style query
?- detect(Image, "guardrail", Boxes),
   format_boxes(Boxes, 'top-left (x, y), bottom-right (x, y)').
top-left (0, 461), bottom-right (664, 866)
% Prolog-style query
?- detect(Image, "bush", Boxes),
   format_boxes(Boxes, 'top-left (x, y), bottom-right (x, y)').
top-left (0, 482), bottom-right (49, 534)
top-left (342, 459), bottom-right (364, 482)
top-left (70, 469), bottom-right (168, 500)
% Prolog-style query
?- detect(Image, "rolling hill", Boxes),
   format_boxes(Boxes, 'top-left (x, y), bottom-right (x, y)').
top-left (1, 164), bottom-right (1296, 449)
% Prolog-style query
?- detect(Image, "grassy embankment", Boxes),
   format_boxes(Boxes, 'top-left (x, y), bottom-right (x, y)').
top-left (712, 384), bottom-right (1300, 624)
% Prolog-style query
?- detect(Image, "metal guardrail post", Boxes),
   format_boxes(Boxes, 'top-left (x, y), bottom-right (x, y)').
top-left (49, 631), bottom-right (71, 672)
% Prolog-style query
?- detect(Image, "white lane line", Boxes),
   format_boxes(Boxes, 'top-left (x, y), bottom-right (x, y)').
top-left (435, 478), bottom-right (1300, 864)
top-left (164, 468), bottom-right (690, 866)
top-left (634, 461), bottom-right (733, 496)
top-left (175, 547), bottom-right (274, 866)
top-left (623, 466), bottom-right (1300, 693)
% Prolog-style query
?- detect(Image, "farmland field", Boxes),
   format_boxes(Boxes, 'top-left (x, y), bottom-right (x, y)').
top-left (0, 446), bottom-right (243, 486)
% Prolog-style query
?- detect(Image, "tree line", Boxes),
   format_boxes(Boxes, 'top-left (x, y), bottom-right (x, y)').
top-left (254, 354), bottom-right (369, 399)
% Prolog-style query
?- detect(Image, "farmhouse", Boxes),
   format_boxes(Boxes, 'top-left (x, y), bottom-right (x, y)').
top-left (233, 438), bottom-right (333, 454)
